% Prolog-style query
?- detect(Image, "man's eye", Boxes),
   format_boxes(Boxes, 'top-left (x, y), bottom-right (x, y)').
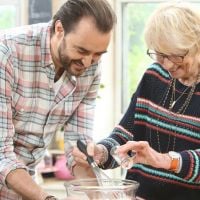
top-left (94, 53), bottom-right (102, 57)
top-left (77, 49), bottom-right (89, 55)
top-left (78, 50), bottom-right (86, 54)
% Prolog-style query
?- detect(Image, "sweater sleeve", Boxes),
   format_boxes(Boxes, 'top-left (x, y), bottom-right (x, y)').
top-left (98, 79), bottom-right (144, 169)
top-left (178, 150), bottom-right (200, 184)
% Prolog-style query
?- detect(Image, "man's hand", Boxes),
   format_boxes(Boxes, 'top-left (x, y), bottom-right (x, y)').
top-left (6, 168), bottom-right (49, 200)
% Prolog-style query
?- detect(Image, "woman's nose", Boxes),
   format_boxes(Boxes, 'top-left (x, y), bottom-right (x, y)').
top-left (162, 58), bottom-right (175, 71)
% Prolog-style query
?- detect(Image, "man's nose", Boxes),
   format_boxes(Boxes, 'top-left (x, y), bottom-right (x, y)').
top-left (82, 55), bottom-right (94, 68)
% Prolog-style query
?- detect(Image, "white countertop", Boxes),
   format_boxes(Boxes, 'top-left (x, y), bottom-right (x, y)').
top-left (40, 177), bottom-right (66, 199)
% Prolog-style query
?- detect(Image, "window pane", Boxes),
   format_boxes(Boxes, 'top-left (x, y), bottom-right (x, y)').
top-left (121, 3), bottom-right (157, 112)
top-left (0, 5), bottom-right (17, 29)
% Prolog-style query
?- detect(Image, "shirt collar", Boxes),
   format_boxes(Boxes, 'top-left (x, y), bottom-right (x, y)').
top-left (40, 21), bottom-right (54, 68)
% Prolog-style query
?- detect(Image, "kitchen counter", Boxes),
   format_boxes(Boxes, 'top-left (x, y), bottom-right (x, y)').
top-left (40, 177), bottom-right (66, 199)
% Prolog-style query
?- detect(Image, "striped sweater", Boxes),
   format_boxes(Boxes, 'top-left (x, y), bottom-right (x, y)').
top-left (99, 63), bottom-right (200, 200)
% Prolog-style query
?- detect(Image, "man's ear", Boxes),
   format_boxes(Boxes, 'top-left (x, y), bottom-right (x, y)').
top-left (54, 20), bottom-right (64, 36)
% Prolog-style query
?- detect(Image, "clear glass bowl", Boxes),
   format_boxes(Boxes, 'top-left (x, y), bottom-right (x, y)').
top-left (64, 178), bottom-right (139, 200)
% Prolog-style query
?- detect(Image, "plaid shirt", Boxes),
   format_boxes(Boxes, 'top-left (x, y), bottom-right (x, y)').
top-left (0, 22), bottom-right (101, 199)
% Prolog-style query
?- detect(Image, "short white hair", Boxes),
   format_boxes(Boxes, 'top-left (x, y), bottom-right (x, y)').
top-left (144, 1), bottom-right (200, 55)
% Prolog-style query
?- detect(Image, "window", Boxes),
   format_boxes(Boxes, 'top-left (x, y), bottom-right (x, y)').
top-left (115, 0), bottom-right (200, 113)
top-left (0, 0), bottom-right (21, 29)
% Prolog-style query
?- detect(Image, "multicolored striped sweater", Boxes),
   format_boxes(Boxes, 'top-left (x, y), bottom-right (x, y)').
top-left (99, 63), bottom-right (200, 200)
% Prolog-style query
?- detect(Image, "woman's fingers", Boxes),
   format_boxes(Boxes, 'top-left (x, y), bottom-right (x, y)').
top-left (72, 142), bottom-right (98, 164)
top-left (117, 141), bottom-right (149, 154)
top-left (72, 146), bottom-right (88, 164)
top-left (86, 142), bottom-right (96, 156)
top-left (72, 142), bottom-right (104, 166)
top-left (114, 141), bottom-right (162, 168)
top-left (115, 141), bottom-right (153, 165)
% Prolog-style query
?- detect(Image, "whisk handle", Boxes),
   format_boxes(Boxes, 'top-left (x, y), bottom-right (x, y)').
top-left (77, 139), bottom-right (94, 165)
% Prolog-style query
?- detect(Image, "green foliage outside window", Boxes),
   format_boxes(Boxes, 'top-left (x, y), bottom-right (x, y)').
top-left (124, 3), bottom-right (157, 98)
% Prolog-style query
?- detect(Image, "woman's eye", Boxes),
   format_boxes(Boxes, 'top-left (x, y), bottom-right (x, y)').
top-left (156, 55), bottom-right (164, 61)
top-left (169, 56), bottom-right (182, 62)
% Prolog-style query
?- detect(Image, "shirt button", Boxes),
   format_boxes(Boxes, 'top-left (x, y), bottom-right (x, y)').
top-left (20, 108), bottom-right (24, 112)
top-left (49, 84), bottom-right (53, 89)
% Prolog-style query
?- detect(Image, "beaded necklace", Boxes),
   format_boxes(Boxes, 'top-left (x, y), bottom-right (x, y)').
top-left (150, 75), bottom-right (199, 153)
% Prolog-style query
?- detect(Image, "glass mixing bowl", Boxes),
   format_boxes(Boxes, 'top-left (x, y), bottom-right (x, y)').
top-left (64, 178), bottom-right (139, 200)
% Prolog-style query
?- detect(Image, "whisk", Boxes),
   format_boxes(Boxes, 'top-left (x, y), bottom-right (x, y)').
top-left (77, 139), bottom-right (111, 186)
top-left (77, 140), bottom-right (124, 199)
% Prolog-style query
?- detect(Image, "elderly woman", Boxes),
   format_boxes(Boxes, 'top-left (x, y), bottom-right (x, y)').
top-left (72, 2), bottom-right (200, 200)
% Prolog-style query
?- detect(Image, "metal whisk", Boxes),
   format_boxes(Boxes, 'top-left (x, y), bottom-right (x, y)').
top-left (76, 140), bottom-right (124, 199)
top-left (77, 139), bottom-right (111, 186)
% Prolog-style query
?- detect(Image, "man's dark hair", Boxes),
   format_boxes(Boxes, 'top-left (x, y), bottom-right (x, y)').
top-left (51, 0), bottom-right (116, 35)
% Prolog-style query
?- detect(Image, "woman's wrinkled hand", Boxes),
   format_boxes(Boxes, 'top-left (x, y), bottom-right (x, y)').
top-left (71, 142), bottom-right (106, 178)
top-left (116, 141), bottom-right (170, 169)
top-left (72, 142), bottom-right (102, 165)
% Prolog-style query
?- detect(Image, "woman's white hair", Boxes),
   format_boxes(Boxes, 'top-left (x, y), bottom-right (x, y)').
top-left (144, 1), bottom-right (200, 55)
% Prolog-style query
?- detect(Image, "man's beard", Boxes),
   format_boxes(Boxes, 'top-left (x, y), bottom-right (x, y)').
top-left (58, 42), bottom-right (86, 77)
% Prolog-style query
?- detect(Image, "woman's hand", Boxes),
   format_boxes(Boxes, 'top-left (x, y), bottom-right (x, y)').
top-left (72, 142), bottom-right (104, 164)
top-left (116, 141), bottom-right (171, 170)
top-left (71, 142), bottom-right (106, 178)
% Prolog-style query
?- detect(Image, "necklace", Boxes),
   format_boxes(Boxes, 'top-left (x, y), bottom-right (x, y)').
top-left (150, 75), bottom-right (199, 153)
top-left (169, 79), bottom-right (197, 113)
top-left (169, 80), bottom-right (190, 110)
